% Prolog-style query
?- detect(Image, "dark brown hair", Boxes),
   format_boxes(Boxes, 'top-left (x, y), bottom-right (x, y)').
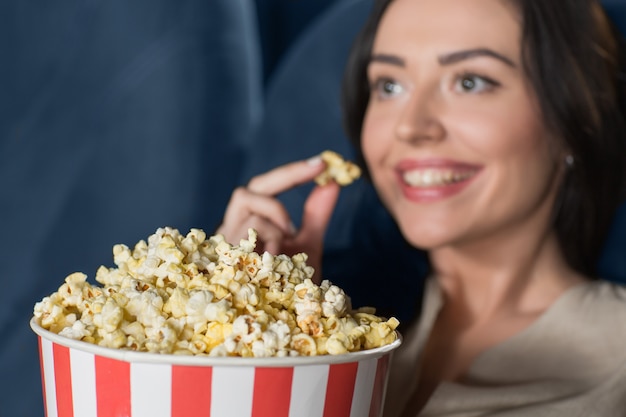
top-left (342, 0), bottom-right (626, 277)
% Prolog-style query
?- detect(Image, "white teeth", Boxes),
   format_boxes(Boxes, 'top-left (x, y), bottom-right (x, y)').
top-left (403, 169), bottom-right (475, 187)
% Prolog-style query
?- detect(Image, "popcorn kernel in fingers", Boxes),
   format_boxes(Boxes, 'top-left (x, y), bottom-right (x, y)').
top-left (314, 150), bottom-right (362, 186)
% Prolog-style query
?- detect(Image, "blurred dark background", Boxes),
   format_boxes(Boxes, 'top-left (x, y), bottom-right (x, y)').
top-left (1, 1), bottom-right (625, 415)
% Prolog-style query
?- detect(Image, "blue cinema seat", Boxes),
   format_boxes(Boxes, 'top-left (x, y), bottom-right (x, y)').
top-left (604, 0), bottom-right (626, 34)
top-left (240, 0), bottom-right (373, 248)
top-left (0, 1), bottom-right (261, 415)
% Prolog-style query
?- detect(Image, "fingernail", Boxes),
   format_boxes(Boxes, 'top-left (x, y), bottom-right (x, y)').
top-left (289, 221), bottom-right (297, 235)
top-left (306, 155), bottom-right (322, 166)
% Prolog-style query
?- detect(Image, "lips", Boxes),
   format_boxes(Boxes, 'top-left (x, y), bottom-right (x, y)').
top-left (395, 159), bottom-right (481, 202)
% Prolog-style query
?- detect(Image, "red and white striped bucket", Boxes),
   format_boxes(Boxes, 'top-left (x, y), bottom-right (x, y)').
top-left (31, 318), bottom-right (401, 417)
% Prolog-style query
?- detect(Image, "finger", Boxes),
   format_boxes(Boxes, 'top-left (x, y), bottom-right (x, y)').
top-left (216, 213), bottom-right (254, 246)
top-left (289, 183), bottom-right (340, 284)
top-left (297, 182), bottom-right (341, 245)
top-left (220, 187), bottom-right (294, 237)
top-left (247, 156), bottom-right (325, 196)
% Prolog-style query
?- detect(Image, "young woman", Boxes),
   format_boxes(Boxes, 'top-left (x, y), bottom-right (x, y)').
top-left (218, 0), bottom-right (626, 414)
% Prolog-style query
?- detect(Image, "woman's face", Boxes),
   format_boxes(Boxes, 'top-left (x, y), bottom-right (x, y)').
top-left (362, 0), bottom-right (564, 250)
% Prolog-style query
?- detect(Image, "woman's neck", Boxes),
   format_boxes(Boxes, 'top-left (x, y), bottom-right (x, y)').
top-left (428, 229), bottom-right (585, 322)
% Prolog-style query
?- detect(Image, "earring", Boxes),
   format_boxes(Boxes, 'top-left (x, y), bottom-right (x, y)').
top-left (564, 154), bottom-right (575, 168)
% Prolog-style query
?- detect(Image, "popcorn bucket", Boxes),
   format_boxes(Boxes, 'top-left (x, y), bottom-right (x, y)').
top-left (31, 318), bottom-right (401, 417)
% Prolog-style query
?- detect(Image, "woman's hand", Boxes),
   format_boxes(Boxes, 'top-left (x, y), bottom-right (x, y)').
top-left (216, 156), bottom-right (341, 282)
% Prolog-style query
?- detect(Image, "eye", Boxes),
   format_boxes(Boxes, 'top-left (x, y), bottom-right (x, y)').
top-left (454, 73), bottom-right (499, 93)
top-left (371, 77), bottom-right (404, 99)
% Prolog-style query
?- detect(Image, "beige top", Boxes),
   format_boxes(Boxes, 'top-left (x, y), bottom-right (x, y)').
top-left (384, 278), bottom-right (626, 417)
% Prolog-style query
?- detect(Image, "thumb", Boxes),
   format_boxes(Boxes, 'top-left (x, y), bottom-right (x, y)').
top-left (291, 182), bottom-right (340, 284)
top-left (297, 182), bottom-right (341, 244)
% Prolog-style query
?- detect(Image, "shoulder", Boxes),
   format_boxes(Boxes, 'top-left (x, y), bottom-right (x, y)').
top-left (569, 280), bottom-right (626, 314)
top-left (559, 280), bottom-right (626, 348)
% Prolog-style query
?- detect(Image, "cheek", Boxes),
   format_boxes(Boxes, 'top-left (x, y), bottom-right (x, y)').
top-left (453, 96), bottom-right (554, 163)
top-left (456, 104), bottom-right (560, 217)
top-left (361, 109), bottom-right (390, 167)
top-left (361, 99), bottom-right (404, 162)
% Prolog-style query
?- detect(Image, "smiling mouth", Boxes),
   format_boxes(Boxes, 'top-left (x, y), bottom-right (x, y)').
top-left (402, 168), bottom-right (478, 187)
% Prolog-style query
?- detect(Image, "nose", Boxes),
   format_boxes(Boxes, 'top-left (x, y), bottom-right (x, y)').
top-left (394, 88), bottom-right (446, 144)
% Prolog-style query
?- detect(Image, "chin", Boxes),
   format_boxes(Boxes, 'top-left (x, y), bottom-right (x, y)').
top-left (405, 237), bottom-right (445, 252)
top-left (396, 222), bottom-right (450, 251)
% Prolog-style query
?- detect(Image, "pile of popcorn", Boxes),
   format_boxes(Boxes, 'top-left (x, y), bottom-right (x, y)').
top-left (34, 227), bottom-right (398, 357)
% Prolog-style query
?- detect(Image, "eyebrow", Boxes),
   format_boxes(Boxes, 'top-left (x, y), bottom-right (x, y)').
top-left (369, 53), bottom-right (405, 66)
top-left (438, 48), bottom-right (516, 67)
top-left (369, 48), bottom-right (516, 68)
